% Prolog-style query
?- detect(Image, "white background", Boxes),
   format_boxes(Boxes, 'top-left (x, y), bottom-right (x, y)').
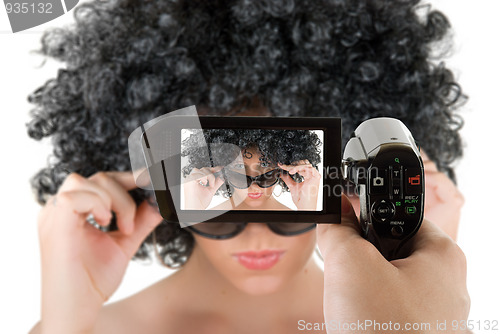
top-left (0, 1), bottom-right (499, 333)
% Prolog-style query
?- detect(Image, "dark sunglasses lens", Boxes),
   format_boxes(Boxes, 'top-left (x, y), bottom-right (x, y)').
top-left (255, 169), bottom-right (280, 188)
top-left (188, 222), bottom-right (245, 238)
top-left (267, 222), bottom-right (316, 235)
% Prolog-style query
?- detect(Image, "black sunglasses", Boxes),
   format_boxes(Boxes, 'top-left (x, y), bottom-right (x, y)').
top-left (217, 168), bottom-right (302, 189)
top-left (222, 168), bottom-right (282, 189)
top-left (186, 222), bottom-right (316, 239)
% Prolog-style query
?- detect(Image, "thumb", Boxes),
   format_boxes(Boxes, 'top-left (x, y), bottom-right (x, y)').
top-left (213, 173), bottom-right (226, 191)
top-left (409, 218), bottom-right (453, 259)
top-left (117, 200), bottom-right (164, 258)
top-left (316, 194), bottom-right (363, 256)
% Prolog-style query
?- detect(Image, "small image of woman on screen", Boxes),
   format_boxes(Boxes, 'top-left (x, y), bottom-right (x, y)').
top-left (181, 129), bottom-right (323, 211)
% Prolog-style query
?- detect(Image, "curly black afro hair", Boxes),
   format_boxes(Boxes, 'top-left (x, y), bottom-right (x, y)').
top-left (181, 128), bottom-right (322, 196)
top-left (27, 0), bottom-right (466, 267)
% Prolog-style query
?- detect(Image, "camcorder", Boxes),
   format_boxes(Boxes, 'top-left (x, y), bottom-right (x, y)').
top-left (128, 106), bottom-right (424, 261)
top-left (343, 118), bottom-right (424, 260)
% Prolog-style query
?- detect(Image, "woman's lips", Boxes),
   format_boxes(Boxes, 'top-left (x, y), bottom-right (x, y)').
top-left (247, 192), bottom-right (263, 199)
top-left (233, 250), bottom-right (285, 270)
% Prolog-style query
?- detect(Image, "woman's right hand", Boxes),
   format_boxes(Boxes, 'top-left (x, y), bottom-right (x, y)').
top-left (183, 167), bottom-right (225, 210)
top-left (37, 171), bottom-right (163, 334)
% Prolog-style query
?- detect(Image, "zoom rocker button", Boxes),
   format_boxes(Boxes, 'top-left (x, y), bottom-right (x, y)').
top-left (390, 165), bottom-right (403, 199)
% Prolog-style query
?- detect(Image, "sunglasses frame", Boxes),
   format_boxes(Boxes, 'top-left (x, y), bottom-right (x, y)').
top-left (221, 168), bottom-right (283, 189)
top-left (186, 222), bottom-right (317, 239)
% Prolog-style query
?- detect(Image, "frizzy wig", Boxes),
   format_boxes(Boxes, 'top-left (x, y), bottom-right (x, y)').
top-left (181, 128), bottom-right (322, 197)
top-left (27, 0), bottom-right (466, 267)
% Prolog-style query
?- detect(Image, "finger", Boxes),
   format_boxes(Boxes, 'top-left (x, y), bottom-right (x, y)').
top-left (213, 174), bottom-right (225, 190)
top-left (424, 171), bottom-right (464, 205)
top-left (291, 167), bottom-right (314, 181)
top-left (44, 191), bottom-right (113, 232)
top-left (89, 172), bottom-right (137, 236)
top-left (106, 171), bottom-right (140, 191)
top-left (316, 195), bottom-right (362, 253)
top-left (278, 163), bottom-right (295, 171)
top-left (209, 166), bottom-right (224, 173)
top-left (206, 167), bottom-right (224, 186)
top-left (281, 163), bottom-right (313, 174)
top-left (289, 164), bottom-right (313, 171)
top-left (116, 201), bottom-right (164, 258)
top-left (58, 172), bottom-right (138, 235)
top-left (282, 169), bottom-right (304, 184)
top-left (198, 176), bottom-right (209, 187)
top-left (339, 194), bottom-right (361, 234)
top-left (284, 159), bottom-right (310, 166)
top-left (280, 172), bottom-right (296, 190)
top-left (423, 160), bottom-right (439, 173)
top-left (399, 219), bottom-right (466, 275)
top-left (420, 150), bottom-right (439, 173)
top-left (423, 171), bottom-right (464, 240)
top-left (409, 219), bottom-right (453, 258)
top-left (58, 173), bottom-right (112, 209)
top-left (185, 168), bottom-right (203, 181)
top-left (203, 174), bottom-right (215, 188)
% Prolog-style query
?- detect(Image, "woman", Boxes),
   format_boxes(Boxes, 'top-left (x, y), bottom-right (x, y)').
top-left (181, 128), bottom-right (322, 211)
top-left (29, 0), bottom-right (469, 333)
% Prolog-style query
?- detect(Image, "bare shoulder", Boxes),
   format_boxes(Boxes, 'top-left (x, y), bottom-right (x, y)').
top-left (94, 273), bottom-right (184, 334)
top-left (27, 278), bottom-right (177, 334)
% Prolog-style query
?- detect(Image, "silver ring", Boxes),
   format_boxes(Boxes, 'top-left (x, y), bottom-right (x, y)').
top-left (86, 213), bottom-right (99, 227)
top-left (198, 180), bottom-right (209, 187)
top-left (86, 213), bottom-right (110, 232)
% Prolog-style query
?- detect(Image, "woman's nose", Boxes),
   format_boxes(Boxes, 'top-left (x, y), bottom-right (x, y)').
top-left (243, 223), bottom-right (271, 234)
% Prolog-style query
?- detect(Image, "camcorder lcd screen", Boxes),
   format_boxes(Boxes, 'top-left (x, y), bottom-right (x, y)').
top-left (180, 128), bottom-right (325, 211)
top-left (132, 112), bottom-right (341, 226)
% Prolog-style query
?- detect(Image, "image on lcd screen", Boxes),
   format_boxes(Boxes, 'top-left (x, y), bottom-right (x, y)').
top-left (180, 129), bottom-right (324, 211)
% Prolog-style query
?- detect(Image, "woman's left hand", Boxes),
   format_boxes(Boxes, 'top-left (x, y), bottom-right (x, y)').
top-left (347, 150), bottom-right (464, 241)
top-left (421, 152), bottom-right (464, 241)
top-left (278, 160), bottom-right (321, 210)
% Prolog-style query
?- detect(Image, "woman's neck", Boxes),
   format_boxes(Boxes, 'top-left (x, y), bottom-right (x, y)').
top-left (167, 243), bottom-right (325, 324)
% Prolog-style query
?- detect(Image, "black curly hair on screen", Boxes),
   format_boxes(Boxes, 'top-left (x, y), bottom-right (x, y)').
top-left (181, 129), bottom-right (322, 197)
top-left (27, 0), bottom-right (466, 268)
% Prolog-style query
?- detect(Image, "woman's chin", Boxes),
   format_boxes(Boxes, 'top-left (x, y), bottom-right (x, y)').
top-left (244, 196), bottom-right (271, 208)
top-left (234, 275), bottom-right (284, 295)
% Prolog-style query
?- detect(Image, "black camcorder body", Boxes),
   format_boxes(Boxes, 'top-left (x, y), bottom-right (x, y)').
top-left (343, 118), bottom-right (425, 260)
top-left (129, 107), bottom-right (424, 261)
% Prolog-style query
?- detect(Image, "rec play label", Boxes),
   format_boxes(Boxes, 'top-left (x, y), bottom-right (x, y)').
top-left (4, 0), bottom-right (79, 33)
